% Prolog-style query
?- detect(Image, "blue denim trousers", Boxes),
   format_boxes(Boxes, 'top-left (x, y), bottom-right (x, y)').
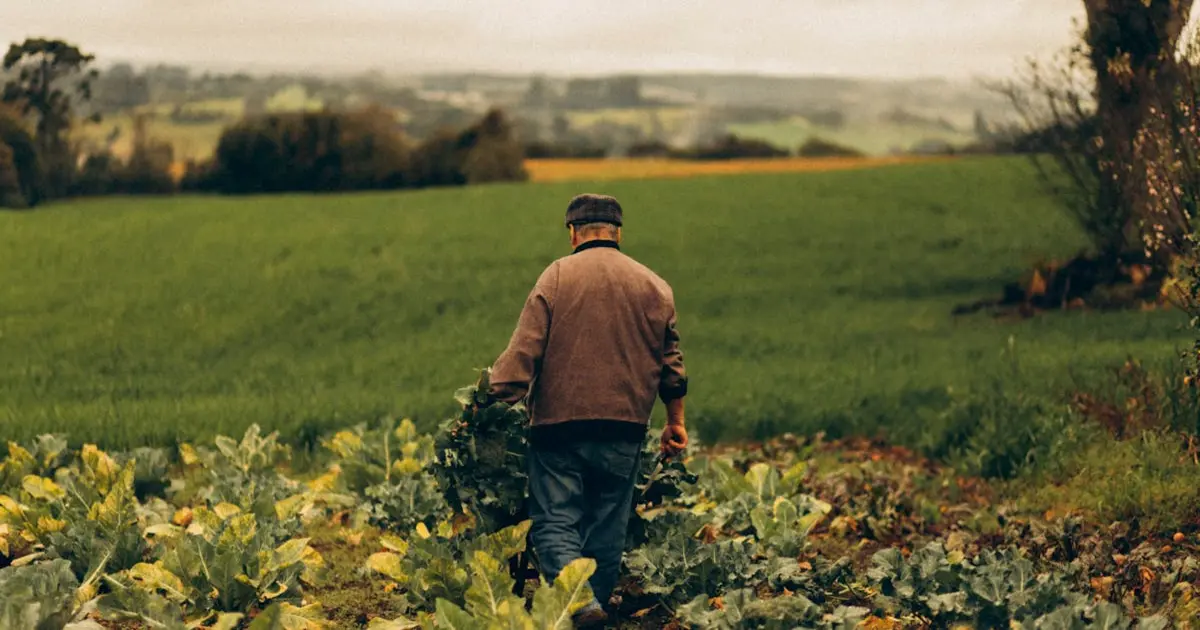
top-left (527, 439), bottom-right (642, 605)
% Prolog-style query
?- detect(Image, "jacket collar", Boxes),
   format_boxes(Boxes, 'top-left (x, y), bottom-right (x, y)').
top-left (573, 240), bottom-right (621, 254)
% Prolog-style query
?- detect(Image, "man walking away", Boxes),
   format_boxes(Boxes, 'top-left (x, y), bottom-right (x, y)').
top-left (488, 193), bottom-right (689, 627)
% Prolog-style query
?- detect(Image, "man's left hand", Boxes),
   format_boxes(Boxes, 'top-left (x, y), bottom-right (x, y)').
top-left (660, 424), bottom-right (688, 456)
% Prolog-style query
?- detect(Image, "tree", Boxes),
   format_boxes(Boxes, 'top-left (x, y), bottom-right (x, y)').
top-left (0, 143), bottom-right (21, 207)
top-left (460, 108), bottom-right (527, 184)
top-left (2, 38), bottom-right (98, 155)
top-left (523, 75), bottom-right (551, 107)
top-left (411, 108), bottom-right (527, 187)
top-left (120, 114), bottom-right (176, 195)
top-left (2, 38), bottom-right (99, 198)
top-left (0, 104), bottom-right (41, 207)
top-left (1131, 28), bottom-right (1200, 261)
top-left (1083, 0), bottom-right (1194, 261)
top-left (972, 110), bottom-right (992, 141)
top-left (206, 108), bottom-right (414, 194)
top-left (94, 62), bottom-right (150, 112)
top-left (997, 2), bottom-right (1194, 266)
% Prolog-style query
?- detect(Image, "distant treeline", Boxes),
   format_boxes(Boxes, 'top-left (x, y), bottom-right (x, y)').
top-left (183, 107), bottom-right (525, 194)
top-left (526, 134), bottom-right (867, 160)
top-left (0, 104), bottom-right (527, 207)
top-left (1, 99), bottom-right (1060, 209)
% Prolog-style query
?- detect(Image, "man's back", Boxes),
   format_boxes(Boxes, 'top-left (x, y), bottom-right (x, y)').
top-left (490, 239), bottom-right (686, 436)
top-left (529, 241), bottom-right (682, 428)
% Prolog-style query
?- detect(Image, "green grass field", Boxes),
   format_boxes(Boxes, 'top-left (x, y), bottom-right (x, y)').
top-left (0, 157), bottom-right (1188, 448)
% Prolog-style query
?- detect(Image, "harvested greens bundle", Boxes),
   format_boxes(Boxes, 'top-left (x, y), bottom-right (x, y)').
top-left (433, 368), bottom-right (531, 535)
top-left (432, 368), bottom-right (698, 538)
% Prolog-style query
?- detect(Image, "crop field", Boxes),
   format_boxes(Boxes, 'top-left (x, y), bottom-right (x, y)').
top-left (2, 385), bottom-right (1197, 628)
top-left (523, 156), bottom-right (949, 182)
top-left (0, 156), bottom-right (1187, 449)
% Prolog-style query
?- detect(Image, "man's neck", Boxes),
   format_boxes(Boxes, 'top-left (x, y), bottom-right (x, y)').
top-left (573, 239), bottom-right (620, 254)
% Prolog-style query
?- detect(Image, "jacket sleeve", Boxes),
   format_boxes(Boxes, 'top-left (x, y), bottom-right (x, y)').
top-left (489, 266), bottom-right (556, 405)
top-left (659, 296), bottom-right (688, 402)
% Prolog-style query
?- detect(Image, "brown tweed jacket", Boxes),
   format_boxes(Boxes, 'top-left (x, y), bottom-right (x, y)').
top-left (489, 240), bottom-right (687, 432)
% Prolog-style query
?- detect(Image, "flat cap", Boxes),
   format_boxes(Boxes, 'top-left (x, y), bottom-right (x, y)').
top-left (564, 193), bottom-right (623, 227)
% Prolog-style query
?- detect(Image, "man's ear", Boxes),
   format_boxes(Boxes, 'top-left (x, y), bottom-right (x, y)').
top-left (615, 227), bottom-right (623, 243)
top-left (568, 224), bottom-right (577, 245)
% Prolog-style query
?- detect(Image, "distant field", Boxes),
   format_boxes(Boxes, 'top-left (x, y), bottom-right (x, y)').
top-left (729, 116), bottom-right (977, 155)
top-left (75, 114), bottom-right (228, 163)
top-left (524, 156), bottom-right (950, 182)
top-left (0, 157), bottom-right (1187, 448)
top-left (562, 108), bottom-right (977, 155)
top-left (74, 89), bottom-right (320, 163)
top-left (564, 107), bottom-right (694, 134)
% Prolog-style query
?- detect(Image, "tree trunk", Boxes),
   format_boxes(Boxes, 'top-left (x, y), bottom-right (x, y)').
top-left (1082, 0), bottom-right (1194, 262)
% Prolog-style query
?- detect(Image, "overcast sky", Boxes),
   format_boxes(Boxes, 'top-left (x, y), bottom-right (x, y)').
top-left (0, 0), bottom-right (1133, 80)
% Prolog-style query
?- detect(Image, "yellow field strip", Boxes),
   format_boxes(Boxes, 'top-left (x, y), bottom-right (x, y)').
top-left (524, 156), bottom-right (953, 183)
top-left (161, 155), bottom-right (950, 186)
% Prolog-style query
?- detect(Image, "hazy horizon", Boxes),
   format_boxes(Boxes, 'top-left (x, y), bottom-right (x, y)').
top-left (0, 0), bottom-right (1116, 82)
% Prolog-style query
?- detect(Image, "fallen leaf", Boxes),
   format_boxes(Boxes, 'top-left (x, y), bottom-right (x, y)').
top-left (1140, 566), bottom-right (1156, 585)
top-left (172, 507), bottom-right (193, 527)
top-left (1090, 576), bottom-right (1114, 598)
top-left (1028, 269), bottom-right (1047, 297)
top-left (861, 615), bottom-right (904, 630)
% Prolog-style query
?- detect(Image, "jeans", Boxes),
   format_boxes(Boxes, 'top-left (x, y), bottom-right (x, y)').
top-left (527, 439), bottom-right (642, 605)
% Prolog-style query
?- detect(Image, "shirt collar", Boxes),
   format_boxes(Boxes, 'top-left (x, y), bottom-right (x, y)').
top-left (573, 240), bottom-right (621, 254)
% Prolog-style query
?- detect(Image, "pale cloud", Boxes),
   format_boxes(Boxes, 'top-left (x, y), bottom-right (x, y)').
top-left (0, 0), bottom-right (1101, 79)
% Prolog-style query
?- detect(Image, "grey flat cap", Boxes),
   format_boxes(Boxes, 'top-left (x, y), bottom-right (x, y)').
top-left (564, 193), bottom-right (623, 227)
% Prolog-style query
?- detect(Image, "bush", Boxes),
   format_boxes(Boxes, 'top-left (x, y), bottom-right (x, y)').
top-left (1023, 431), bottom-right (1200, 533)
top-left (409, 108), bottom-right (527, 188)
top-left (523, 141), bottom-right (606, 159)
top-left (460, 110), bottom-right (526, 184)
top-left (675, 134), bottom-right (789, 160)
top-left (120, 140), bottom-right (176, 195)
top-left (336, 107), bottom-right (413, 190)
top-left (409, 129), bottom-right (466, 188)
top-left (179, 159), bottom-right (217, 193)
top-left (797, 137), bottom-right (863, 158)
top-left (71, 143), bottom-right (176, 197)
top-left (199, 107), bottom-right (524, 194)
top-left (905, 389), bottom-right (1089, 480)
top-left (626, 140), bottom-right (672, 158)
top-left (72, 151), bottom-right (120, 196)
top-left (204, 108), bottom-right (413, 194)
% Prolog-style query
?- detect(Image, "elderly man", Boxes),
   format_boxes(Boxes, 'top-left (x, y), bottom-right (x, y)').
top-left (488, 193), bottom-right (689, 626)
